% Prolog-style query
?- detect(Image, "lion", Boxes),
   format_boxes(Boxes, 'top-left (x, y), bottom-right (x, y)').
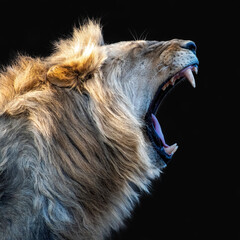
top-left (0, 20), bottom-right (199, 240)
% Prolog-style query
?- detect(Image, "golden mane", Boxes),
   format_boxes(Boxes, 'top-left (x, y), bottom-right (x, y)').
top-left (0, 21), bottom-right (158, 240)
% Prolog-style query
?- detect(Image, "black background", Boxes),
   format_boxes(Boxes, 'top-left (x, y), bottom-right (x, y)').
top-left (0, 1), bottom-right (238, 239)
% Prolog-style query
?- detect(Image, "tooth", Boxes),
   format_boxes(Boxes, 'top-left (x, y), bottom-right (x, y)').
top-left (164, 143), bottom-right (178, 155)
top-left (184, 68), bottom-right (196, 88)
top-left (193, 66), bottom-right (198, 74)
top-left (162, 82), bottom-right (169, 91)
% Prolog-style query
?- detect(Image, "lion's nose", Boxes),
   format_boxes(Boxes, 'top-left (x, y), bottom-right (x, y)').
top-left (181, 41), bottom-right (197, 54)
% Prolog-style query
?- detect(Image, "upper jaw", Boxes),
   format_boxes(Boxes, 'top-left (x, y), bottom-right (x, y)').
top-left (162, 63), bottom-right (199, 91)
top-left (150, 59), bottom-right (199, 115)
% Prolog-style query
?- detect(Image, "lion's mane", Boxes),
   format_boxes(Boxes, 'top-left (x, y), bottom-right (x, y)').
top-left (0, 21), bottom-right (159, 239)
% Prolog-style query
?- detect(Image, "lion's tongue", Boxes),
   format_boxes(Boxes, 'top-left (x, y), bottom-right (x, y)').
top-left (151, 114), bottom-right (178, 155)
top-left (151, 114), bottom-right (168, 147)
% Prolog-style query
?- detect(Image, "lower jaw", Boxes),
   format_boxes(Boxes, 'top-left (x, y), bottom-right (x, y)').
top-left (145, 83), bottom-right (178, 167)
top-left (145, 116), bottom-right (173, 168)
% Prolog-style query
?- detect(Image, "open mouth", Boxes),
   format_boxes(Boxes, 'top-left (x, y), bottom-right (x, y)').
top-left (145, 63), bottom-right (199, 167)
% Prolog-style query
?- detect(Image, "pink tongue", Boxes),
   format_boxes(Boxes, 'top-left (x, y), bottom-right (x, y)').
top-left (151, 114), bottom-right (169, 147)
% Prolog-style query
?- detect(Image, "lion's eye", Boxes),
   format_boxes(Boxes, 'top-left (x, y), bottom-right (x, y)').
top-left (143, 41), bottom-right (165, 56)
top-left (147, 41), bottom-right (163, 49)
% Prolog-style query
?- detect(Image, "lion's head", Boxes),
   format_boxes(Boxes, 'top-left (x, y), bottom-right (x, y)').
top-left (101, 38), bottom-right (198, 167)
top-left (45, 21), bottom-right (198, 169)
top-left (0, 21), bottom-right (198, 239)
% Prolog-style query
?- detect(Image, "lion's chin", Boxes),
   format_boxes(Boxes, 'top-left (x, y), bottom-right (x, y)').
top-left (145, 63), bottom-right (199, 167)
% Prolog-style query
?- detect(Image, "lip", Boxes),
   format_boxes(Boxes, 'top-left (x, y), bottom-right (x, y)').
top-left (145, 61), bottom-right (199, 167)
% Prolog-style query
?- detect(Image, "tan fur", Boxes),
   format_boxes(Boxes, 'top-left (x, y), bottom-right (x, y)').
top-left (0, 21), bottom-right (198, 239)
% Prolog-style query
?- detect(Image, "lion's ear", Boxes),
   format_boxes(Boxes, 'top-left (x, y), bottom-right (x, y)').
top-left (47, 46), bottom-right (106, 90)
top-left (47, 64), bottom-right (78, 88)
top-left (47, 20), bottom-right (106, 90)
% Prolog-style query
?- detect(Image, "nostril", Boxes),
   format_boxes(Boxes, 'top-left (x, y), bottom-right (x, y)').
top-left (182, 41), bottom-right (197, 54)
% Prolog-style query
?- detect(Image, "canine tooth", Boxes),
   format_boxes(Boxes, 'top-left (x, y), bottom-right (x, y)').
top-left (164, 143), bottom-right (178, 155)
top-left (162, 82), bottom-right (169, 91)
top-left (184, 68), bottom-right (196, 88)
